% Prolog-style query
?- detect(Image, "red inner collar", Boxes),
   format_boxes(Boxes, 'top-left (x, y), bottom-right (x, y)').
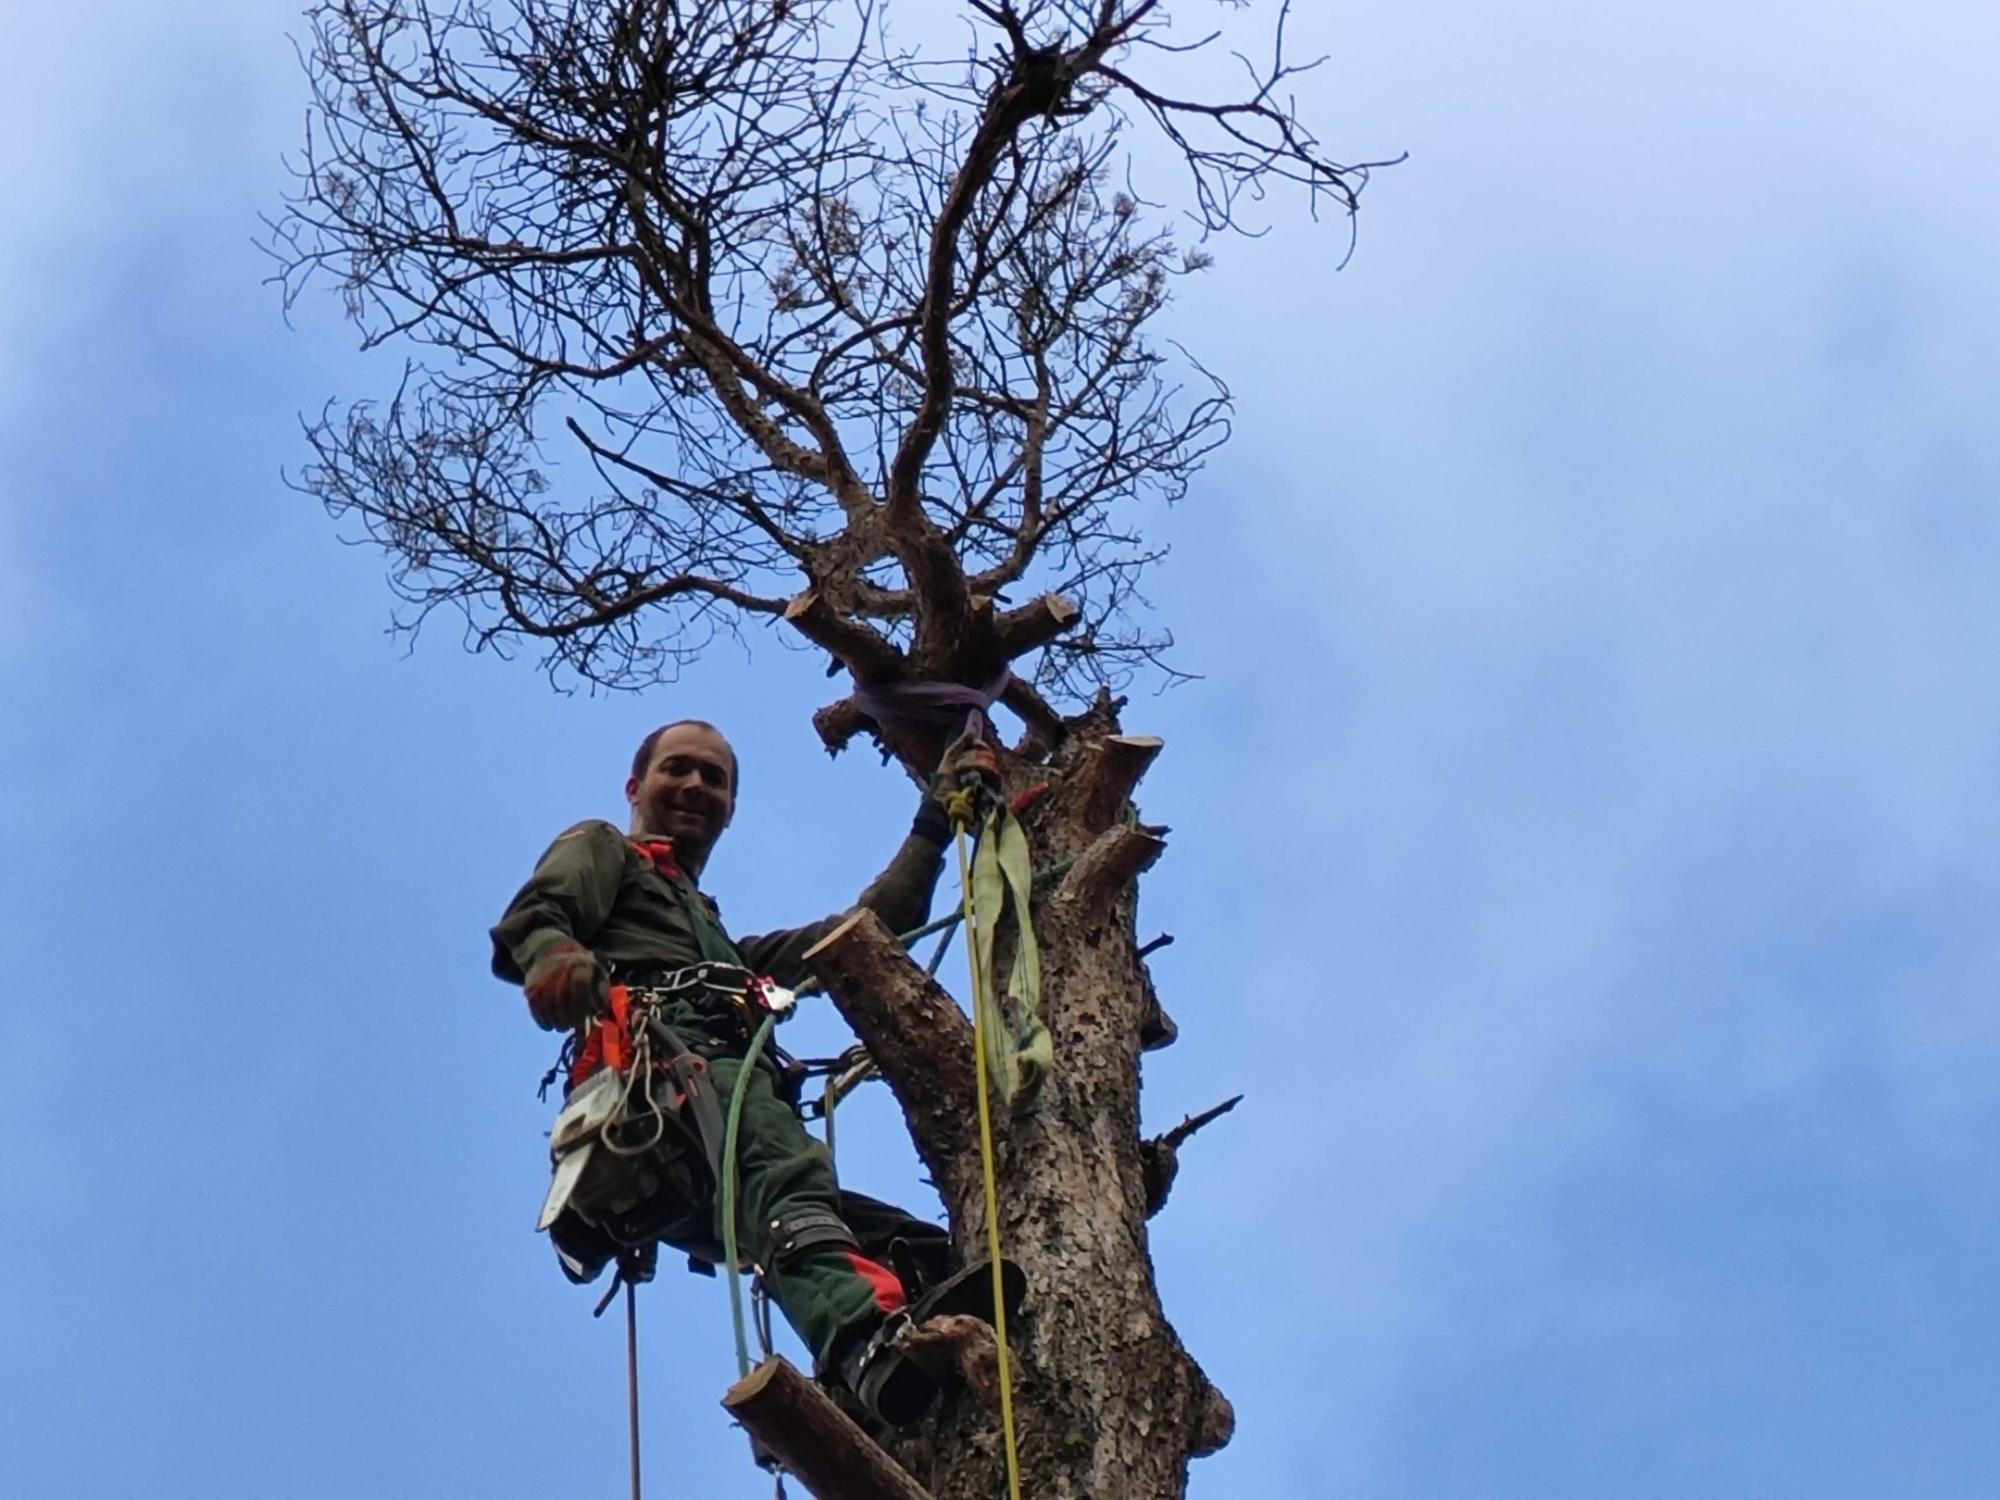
top-left (631, 837), bottom-right (682, 880)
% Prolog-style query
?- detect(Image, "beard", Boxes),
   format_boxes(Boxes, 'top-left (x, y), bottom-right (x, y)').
top-left (648, 794), bottom-right (722, 851)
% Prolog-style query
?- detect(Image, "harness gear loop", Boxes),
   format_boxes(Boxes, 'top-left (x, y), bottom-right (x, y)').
top-left (952, 806), bottom-right (1026, 1500)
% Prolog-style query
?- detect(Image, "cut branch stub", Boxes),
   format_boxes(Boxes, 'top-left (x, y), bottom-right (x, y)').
top-left (1139, 972), bottom-right (1180, 1054)
top-left (812, 697), bottom-right (872, 758)
top-left (804, 911), bottom-right (979, 1196)
top-left (722, 1356), bottom-right (936, 1500)
top-left (1192, 1383), bottom-right (1238, 1459)
top-left (785, 589), bottom-right (904, 679)
top-left (1070, 733), bottom-right (1164, 834)
top-left (991, 592), bottom-right (1082, 661)
top-left (1055, 825), bottom-right (1167, 912)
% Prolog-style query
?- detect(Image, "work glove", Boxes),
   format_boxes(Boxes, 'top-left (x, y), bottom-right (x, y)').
top-left (523, 940), bottom-right (607, 1032)
top-left (927, 725), bottom-right (1003, 833)
top-left (929, 724), bottom-right (1001, 805)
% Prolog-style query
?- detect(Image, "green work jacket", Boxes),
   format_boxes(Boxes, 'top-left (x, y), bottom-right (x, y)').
top-left (490, 817), bottom-right (945, 994)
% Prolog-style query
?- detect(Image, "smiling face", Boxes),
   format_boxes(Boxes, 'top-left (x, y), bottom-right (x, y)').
top-left (625, 721), bottom-right (737, 870)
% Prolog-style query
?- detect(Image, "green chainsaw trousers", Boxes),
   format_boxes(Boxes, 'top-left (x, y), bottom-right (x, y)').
top-left (702, 1052), bottom-right (908, 1366)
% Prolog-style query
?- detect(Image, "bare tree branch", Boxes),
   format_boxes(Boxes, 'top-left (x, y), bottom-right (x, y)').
top-left (1142, 1093), bottom-right (1244, 1216)
top-left (269, 0), bottom-right (1380, 721)
top-left (274, 11), bottom-right (1387, 1493)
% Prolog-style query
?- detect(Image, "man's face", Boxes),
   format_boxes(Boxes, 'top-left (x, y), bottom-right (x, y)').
top-left (626, 722), bottom-right (736, 860)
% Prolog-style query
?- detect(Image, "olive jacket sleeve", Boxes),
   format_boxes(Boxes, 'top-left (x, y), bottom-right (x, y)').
top-left (734, 812), bottom-right (949, 990)
top-left (489, 820), bottom-right (631, 984)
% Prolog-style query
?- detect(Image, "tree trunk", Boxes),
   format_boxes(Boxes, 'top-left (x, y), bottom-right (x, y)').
top-left (273, 5), bottom-right (1360, 1486)
top-left (809, 704), bottom-right (1232, 1500)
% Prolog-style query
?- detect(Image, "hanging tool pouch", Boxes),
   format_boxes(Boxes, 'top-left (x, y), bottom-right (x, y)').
top-left (539, 983), bottom-right (730, 1284)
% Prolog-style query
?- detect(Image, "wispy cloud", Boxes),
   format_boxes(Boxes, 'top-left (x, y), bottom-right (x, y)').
top-left (4, 2), bottom-right (1998, 1496)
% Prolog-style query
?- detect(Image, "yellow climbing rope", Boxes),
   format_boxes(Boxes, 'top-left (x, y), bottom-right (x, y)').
top-left (946, 786), bottom-right (1025, 1500)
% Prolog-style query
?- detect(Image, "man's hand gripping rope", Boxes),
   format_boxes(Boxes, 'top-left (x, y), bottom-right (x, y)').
top-left (935, 717), bottom-right (1004, 830)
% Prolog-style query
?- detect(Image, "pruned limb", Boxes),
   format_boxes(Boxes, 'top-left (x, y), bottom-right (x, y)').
top-left (1055, 825), bottom-right (1167, 911)
top-left (812, 698), bottom-right (872, 758)
top-left (1139, 994), bottom-right (1179, 1053)
top-left (722, 1357), bottom-right (935, 1500)
top-left (1191, 1381), bottom-right (1237, 1458)
top-left (1071, 734), bottom-right (1164, 833)
top-left (805, 911), bottom-right (979, 1196)
top-left (1141, 1094), bottom-right (1244, 1217)
top-left (786, 591), bottom-right (904, 680)
top-left (992, 592), bottom-right (1081, 661)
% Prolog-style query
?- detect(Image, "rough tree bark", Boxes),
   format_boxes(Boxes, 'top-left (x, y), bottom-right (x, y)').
top-left (805, 695), bottom-right (1231, 1498)
top-left (270, 4), bottom-right (1383, 1495)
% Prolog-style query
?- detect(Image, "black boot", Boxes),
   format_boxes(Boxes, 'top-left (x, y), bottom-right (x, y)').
top-left (836, 1258), bottom-right (1028, 1428)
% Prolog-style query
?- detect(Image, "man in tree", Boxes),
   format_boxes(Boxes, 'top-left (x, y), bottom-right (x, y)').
top-left (490, 719), bottom-right (1005, 1425)
top-left (288, 0), bottom-right (1365, 1483)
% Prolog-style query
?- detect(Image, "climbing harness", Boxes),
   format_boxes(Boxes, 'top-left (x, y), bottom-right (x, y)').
top-left (539, 966), bottom-right (787, 1283)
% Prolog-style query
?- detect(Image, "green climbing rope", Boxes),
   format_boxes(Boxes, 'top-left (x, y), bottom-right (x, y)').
top-left (720, 1011), bottom-right (778, 1379)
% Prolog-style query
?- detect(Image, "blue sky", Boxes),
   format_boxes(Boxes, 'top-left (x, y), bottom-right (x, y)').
top-left (4, 3), bottom-right (1997, 1497)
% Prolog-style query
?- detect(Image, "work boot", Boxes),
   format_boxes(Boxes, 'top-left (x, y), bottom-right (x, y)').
top-left (836, 1258), bottom-right (1028, 1428)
